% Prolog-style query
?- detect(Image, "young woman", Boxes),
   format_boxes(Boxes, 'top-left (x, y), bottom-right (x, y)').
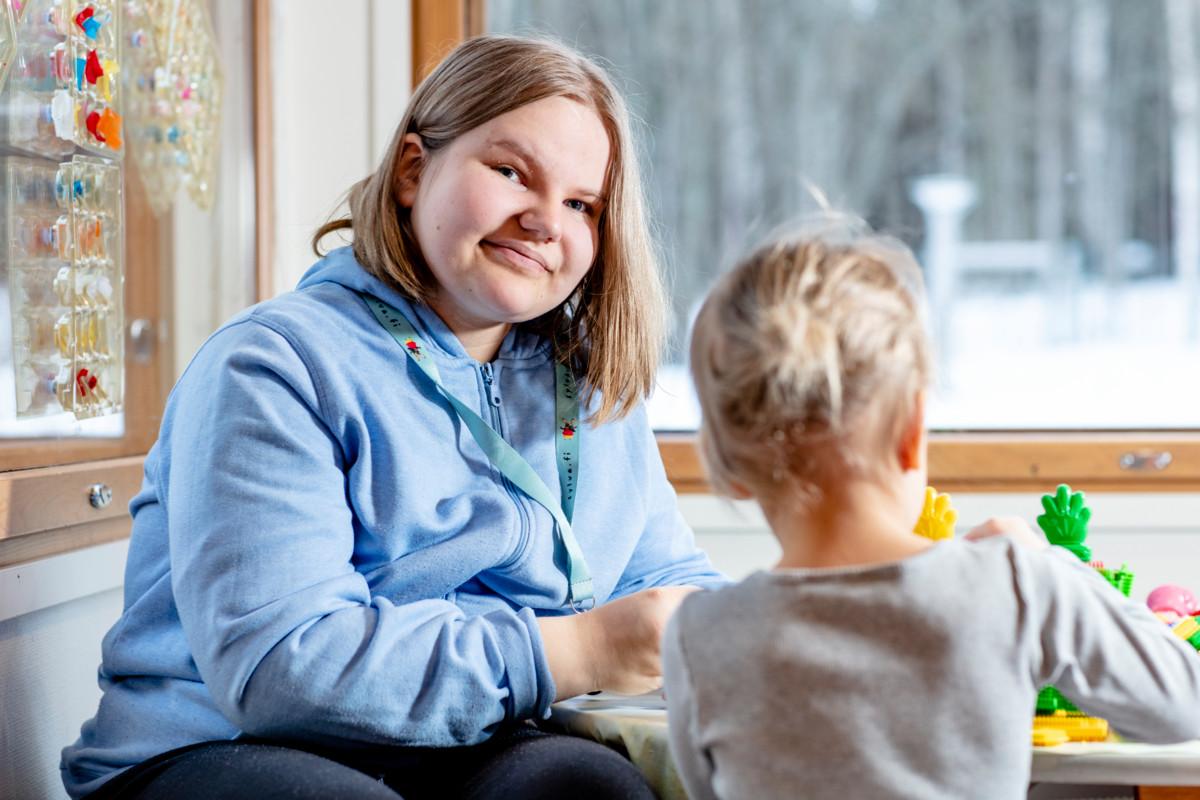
top-left (63, 34), bottom-right (723, 800)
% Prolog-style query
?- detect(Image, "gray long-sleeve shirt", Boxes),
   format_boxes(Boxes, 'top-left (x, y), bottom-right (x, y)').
top-left (662, 537), bottom-right (1200, 800)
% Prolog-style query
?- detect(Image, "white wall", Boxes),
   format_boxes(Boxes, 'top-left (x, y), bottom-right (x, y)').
top-left (170, 0), bottom-right (412, 374)
top-left (0, 542), bottom-right (127, 800)
top-left (268, 0), bottom-right (411, 296)
top-left (685, 492), bottom-right (1200, 602)
top-left (170, 1), bottom-right (259, 376)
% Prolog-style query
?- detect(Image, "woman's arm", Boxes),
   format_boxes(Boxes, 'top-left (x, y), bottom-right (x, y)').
top-left (164, 319), bottom-right (554, 746)
top-left (609, 405), bottom-right (728, 598)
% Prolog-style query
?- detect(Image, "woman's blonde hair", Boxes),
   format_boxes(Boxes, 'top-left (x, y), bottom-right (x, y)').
top-left (689, 215), bottom-right (932, 507)
top-left (313, 34), bottom-right (663, 423)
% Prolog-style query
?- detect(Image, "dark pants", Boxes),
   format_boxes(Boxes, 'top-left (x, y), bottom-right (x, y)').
top-left (85, 723), bottom-right (656, 800)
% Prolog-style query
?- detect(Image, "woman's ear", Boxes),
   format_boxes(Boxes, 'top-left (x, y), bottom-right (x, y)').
top-left (897, 390), bottom-right (927, 472)
top-left (394, 133), bottom-right (426, 208)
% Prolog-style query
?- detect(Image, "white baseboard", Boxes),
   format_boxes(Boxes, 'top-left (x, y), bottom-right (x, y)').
top-left (0, 539), bottom-right (129, 623)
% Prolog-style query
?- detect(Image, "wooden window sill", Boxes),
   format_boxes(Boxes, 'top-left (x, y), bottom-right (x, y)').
top-left (659, 432), bottom-right (1200, 494)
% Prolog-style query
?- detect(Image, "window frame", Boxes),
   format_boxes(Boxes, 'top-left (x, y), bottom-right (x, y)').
top-left (432, 2), bottom-right (1200, 495)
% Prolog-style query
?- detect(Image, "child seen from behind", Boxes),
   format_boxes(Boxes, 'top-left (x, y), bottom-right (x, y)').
top-left (663, 217), bottom-right (1200, 800)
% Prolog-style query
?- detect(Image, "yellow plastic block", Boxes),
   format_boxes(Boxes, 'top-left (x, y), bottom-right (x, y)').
top-left (1032, 728), bottom-right (1070, 747)
top-left (914, 487), bottom-right (957, 541)
top-left (1172, 617), bottom-right (1200, 641)
top-left (1033, 711), bottom-right (1110, 743)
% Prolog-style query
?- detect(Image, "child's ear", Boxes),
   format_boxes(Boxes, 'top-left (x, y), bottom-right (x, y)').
top-left (394, 133), bottom-right (426, 208)
top-left (897, 390), bottom-right (927, 472)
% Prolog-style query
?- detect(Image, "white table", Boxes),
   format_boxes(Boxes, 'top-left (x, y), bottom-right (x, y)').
top-left (548, 694), bottom-right (1200, 800)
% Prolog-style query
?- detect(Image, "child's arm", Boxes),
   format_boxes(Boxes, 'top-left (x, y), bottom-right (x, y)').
top-left (662, 610), bottom-right (722, 800)
top-left (1023, 545), bottom-right (1200, 743)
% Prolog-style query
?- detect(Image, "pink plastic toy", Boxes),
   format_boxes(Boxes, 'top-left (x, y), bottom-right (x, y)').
top-left (1146, 584), bottom-right (1198, 620)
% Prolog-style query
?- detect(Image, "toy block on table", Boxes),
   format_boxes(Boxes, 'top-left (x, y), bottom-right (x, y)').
top-left (1032, 711), bottom-right (1110, 745)
top-left (1032, 485), bottom-right (1118, 745)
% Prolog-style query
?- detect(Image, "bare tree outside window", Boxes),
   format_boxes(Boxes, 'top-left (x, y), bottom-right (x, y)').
top-left (488, 0), bottom-right (1200, 431)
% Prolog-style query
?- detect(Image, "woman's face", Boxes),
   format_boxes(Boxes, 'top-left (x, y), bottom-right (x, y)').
top-left (398, 96), bottom-right (611, 352)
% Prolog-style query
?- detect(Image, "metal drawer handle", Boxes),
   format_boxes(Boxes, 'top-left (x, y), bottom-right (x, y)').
top-left (1118, 451), bottom-right (1173, 471)
top-left (88, 483), bottom-right (113, 509)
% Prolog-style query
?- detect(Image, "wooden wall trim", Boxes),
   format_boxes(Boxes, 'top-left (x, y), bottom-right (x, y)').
top-left (412, 0), bottom-right (468, 84)
top-left (465, 0), bottom-right (486, 36)
top-left (253, 0), bottom-right (275, 302)
top-left (0, 516), bottom-right (131, 569)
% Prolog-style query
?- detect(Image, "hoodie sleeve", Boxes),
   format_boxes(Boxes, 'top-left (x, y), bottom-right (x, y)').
top-left (1020, 545), bottom-right (1200, 743)
top-left (163, 318), bottom-right (555, 747)
top-left (609, 405), bottom-right (729, 598)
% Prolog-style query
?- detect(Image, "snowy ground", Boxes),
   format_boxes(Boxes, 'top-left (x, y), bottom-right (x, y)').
top-left (649, 276), bottom-right (1200, 431)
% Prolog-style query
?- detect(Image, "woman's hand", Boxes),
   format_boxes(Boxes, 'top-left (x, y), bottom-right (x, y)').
top-left (963, 516), bottom-right (1049, 551)
top-left (537, 586), bottom-right (698, 700)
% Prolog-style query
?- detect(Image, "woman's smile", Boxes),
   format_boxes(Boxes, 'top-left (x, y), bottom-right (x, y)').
top-left (481, 239), bottom-right (551, 275)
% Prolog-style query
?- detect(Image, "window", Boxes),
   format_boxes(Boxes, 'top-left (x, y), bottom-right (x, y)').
top-left (479, 0), bottom-right (1200, 492)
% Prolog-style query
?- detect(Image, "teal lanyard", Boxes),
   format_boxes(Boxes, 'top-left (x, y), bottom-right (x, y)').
top-left (361, 294), bottom-right (594, 609)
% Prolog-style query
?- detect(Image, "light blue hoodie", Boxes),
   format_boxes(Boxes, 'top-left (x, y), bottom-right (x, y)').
top-left (61, 247), bottom-right (724, 798)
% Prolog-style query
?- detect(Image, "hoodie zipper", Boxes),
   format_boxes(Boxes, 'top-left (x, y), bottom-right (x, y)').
top-left (480, 362), bottom-right (531, 567)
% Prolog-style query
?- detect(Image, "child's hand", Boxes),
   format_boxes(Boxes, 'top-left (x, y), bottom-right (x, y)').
top-left (964, 516), bottom-right (1048, 551)
top-left (914, 487), bottom-right (957, 540)
top-left (1036, 484), bottom-right (1092, 560)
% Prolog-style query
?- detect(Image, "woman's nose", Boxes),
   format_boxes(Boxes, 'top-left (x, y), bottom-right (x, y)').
top-left (519, 200), bottom-right (563, 243)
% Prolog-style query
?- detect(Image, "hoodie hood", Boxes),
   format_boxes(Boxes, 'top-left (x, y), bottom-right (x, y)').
top-left (297, 246), bottom-right (550, 363)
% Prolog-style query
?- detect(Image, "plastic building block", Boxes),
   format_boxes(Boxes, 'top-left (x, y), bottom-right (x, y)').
top-left (1032, 728), bottom-right (1070, 747)
top-left (1171, 617), bottom-right (1200, 651)
top-left (913, 486), bottom-right (957, 541)
top-left (1033, 711), bottom-right (1109, 744)
top-left (1094, 563), bottom-right (1135, 598)
top-left (1037, 484), bottom-right (1092, 562)
top-left (1036, 685), bottom-right (1078, 715)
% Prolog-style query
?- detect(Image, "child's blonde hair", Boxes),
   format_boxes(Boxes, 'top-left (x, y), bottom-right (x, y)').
top-left (690, 216), bottom-right (932, 507)
top-left (313, 34), bottom-right (663, 423)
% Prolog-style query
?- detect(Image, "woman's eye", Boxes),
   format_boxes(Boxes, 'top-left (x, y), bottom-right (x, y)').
top-left (495, 165), bottom-right (521, 182)
top-left (565, 199), bottom-right (593, 214)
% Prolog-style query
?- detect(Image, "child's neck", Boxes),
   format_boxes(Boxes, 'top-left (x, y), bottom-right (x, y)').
top-left (763, 478), bottom-right (933, 570)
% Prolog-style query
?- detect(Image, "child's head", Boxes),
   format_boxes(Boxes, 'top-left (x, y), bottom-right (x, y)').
top-left (314, 34), bottom-right (663, 423)
top-left (690, 216), bottom-right (932, 514)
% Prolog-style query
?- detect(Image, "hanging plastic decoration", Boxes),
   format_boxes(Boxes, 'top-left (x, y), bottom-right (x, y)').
top-left (1, 0), bottom-right (126, 422)
top-left (122, 0), bottom-right (220, 214)
top-left (0, 1), bottom-right (16, 94)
